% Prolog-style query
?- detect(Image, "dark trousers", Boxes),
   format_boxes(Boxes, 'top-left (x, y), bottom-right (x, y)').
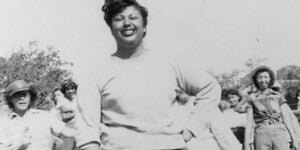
top-left (232, 127), bottom-right (245, 144)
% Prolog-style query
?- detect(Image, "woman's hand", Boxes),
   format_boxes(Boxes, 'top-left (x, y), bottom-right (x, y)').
top-left (182, 128), bottom-right (193, 142)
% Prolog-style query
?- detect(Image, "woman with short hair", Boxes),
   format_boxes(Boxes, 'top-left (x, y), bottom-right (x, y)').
top-left (244, 66), bottom-right (300, 150)
top-left (95, 0), bottom-right (235, 149)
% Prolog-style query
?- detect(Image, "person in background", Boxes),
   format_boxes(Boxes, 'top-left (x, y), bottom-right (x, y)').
top-left (175, 90), bottom-right (242, 150)
top-left (293, 89), bottom-right (300, 124)
top-left (296, 89), bottom-right (300, 110)
top-left (59, 79), bottom-right (100, 150)
top-left (50, 87), bottom-right (75, 150)
top-left (223, 89), bottom-right (247, 145)
top-left (219, 89), bottom-right (231, 112)
top-left (0, 80), bottom-right (78, 150)
top-left (270, 81), bottom-right (283, 93)
top-left (50, 88), bottom-right (66, 122)
top-left (285, 87), bottom-right (298, 110)
top-left (242, 66), bottom-right (300, 150)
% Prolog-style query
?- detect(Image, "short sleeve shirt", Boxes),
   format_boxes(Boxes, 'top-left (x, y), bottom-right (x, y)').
top-left (0, 109), bottom-right (65, 150)
top-left (249, 89), bottom-right (286, 125)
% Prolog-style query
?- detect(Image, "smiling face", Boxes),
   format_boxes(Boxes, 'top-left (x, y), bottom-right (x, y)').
top-left (227, 94), bottom-right (239, 107)
top-left (110, 6), bottom-right (146, 47)
top-left (11, 91), bottom-right (31, 113)
top-left (256, 71), bottom-right (271, 91)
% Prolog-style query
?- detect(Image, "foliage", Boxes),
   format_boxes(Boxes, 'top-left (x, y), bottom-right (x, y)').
top-left (279, 80), bottom-right (300, 96)
top-left (277, 65), bottom-right (300, 80)
top-left (279, 80), bottom-right (300, 110)
top-left (212, 58), bottom-right (269, 89)
top-left (212, 69), bottom-right (242, 89)
top-left (0, 41), bottom-right (72, 110)
top-left (244, 58), bottom-right (269, 71)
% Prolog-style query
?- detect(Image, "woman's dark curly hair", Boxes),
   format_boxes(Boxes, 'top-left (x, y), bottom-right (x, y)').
top-left (5, 86), bottom-right (37, 109)
top-left (251, 66), bottom-right (275, 89)
top-left (60, 79), bottom-right (78, 94)
top-left (225, 89), bottom-right (242, 102)
top-left (102, 0), bottom-right (148, 27)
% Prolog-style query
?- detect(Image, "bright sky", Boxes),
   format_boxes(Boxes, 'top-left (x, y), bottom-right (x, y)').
top-left (1, 0), bottom-right (300, 75)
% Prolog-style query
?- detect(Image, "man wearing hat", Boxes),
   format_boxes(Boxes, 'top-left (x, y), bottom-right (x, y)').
top-left (0, 80), bottom-right (78, 150)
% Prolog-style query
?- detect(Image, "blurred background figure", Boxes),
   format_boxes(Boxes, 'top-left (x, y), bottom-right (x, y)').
top-left (59, 79), bottom-right (100, 150)
top-left (297, 89), bottom-right (300, 110)
top-left (50, 87), bottom-right (74, 150)
top-left (222, 89), bottom-right (247, 146)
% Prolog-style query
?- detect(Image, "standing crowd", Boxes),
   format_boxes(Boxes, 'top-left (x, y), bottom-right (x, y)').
top-left (1, 0), bottom-right (300, 150)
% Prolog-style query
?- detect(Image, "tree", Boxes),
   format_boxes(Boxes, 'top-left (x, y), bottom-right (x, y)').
top-left (0, 41), bottom-right (72, 110)
top-left (277, 65), bottom-right (300, 80)
top-left (212, 69), bottom-right (242, 89)
top-left (212, 58), bottom-right (269, 89)
top-left (244, 58), bottom-right (269, 71)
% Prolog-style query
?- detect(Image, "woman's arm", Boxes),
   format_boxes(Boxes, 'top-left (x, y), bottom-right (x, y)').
top-left (281, 103), bottom-right (300, 149)
top-left (49, 111), bottom-right (78, 138)
top-left (173, 63), bottom-right (221, 139)
top-left (235, 94), bottom-right (253, 113)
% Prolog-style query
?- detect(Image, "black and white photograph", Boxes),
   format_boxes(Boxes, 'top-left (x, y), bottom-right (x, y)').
top-left (1, 0), bottom-right (300, 150)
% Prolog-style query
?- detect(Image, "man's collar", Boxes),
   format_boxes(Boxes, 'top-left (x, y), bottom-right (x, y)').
top-left (8, 111), bottom-right (21, 119)
top-left (7, 109), bottom-right (40, 119)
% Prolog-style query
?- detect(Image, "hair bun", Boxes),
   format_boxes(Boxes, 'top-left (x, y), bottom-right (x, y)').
top-left (102, 0), bottom-right (138, 12)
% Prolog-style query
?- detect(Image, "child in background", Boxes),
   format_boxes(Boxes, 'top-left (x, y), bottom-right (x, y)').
top-left (50, 87), bottom-right (74, 150)
top-left (59, 79), bottom-right (100, 150)
top-left (222, 89), bottom-right (247, 145)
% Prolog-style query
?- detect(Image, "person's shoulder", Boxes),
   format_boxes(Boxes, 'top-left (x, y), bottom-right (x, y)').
top-left (0, 114), bottom-right (10, 125)
top-left (29, 109), bottom-right (50, 116)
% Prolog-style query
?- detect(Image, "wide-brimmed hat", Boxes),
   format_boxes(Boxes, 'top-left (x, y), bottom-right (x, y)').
top-left (5, 80), bottom-right (31, 99)
top-left (251, 65), bottom-right (275, 88)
